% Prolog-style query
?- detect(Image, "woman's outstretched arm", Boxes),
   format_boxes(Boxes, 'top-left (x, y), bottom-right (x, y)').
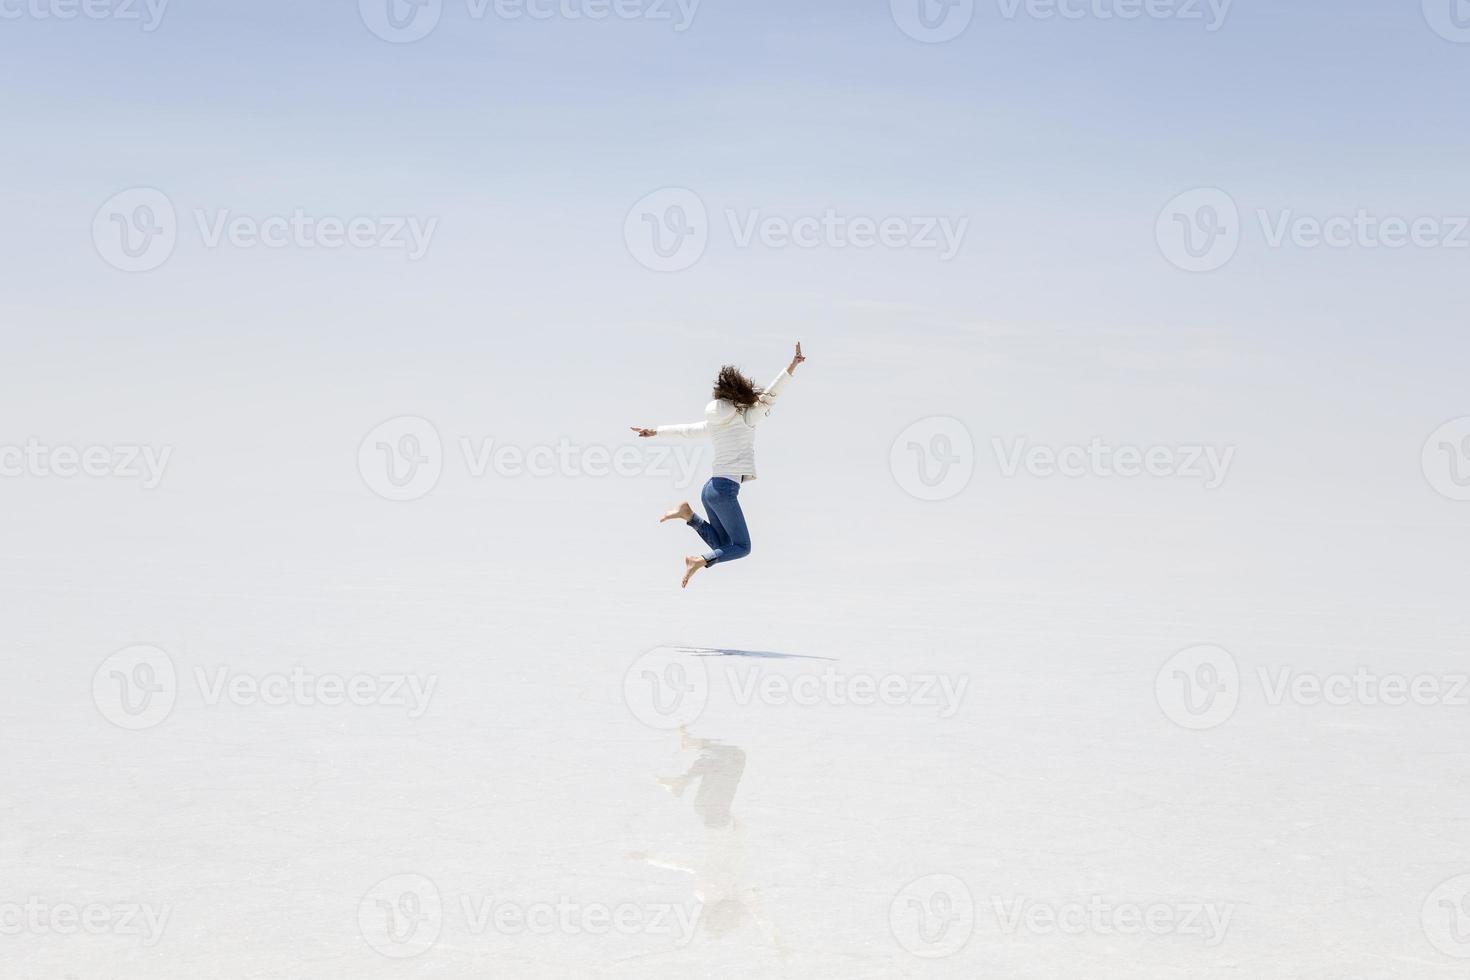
top-left (630, 422), bottom-right (707, 439)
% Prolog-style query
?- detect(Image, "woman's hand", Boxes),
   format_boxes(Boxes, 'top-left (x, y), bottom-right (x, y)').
top-left (630, 427), bottom-right (657, 438)
top-left (788, 341), bottom-right (806, 374)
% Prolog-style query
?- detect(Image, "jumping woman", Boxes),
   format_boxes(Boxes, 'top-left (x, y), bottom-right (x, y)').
top-left (631, 342), bottom-right (806, 589)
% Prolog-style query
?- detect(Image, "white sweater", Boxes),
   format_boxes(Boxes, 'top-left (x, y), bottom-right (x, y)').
top-left (656, 369), bottom-right (793, 482)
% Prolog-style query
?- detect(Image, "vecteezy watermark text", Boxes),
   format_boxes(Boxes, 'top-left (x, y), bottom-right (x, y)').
top-left (0, 439), bottom-right (172, 488)
top-left (0, 0), bottom-right (168, 30)
top-left (1158, 188), bottom-right (1470, 272)
top-left (359, 0), bottom-right (701, 43)
top-left (92, 645), bottom-right (438, 730)
top-left (889, 419), bottom-right (1234, 500)
top-left (992, 437), bottom-right (1235, 489)
top-left (624, 188), bottom-right (969, 272)
top-left (194, 667), bottom-right (437, 719)
top-left (889, 0), bottom-right (1231, 43)
top-left (93, 188), bottom-right (438, 273)
top-left (0, 898), bottom-right (171, 947)
top-left (990, 895), bottom-right (1233, 946)
top-left (726, 665), bottom-right (968, 717)
top-left (624, 648), bottom-right (969, 730)
top-left (358, 874), bottom-right (701, 959)
top-left (1156, 644), bottom-right (1470, 731)
top-left (995, 0), bottom-right (1230, 29)
top-left (888, 874), bottom-right (1232, 960)
top-left (358, 416), bottom-right (706, 502)
top-left (1257, 668), bottom-right (1470, 709)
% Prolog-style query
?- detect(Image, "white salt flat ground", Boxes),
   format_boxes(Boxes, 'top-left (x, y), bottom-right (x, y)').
top-left (5, 466), bottom-right (1469, 978)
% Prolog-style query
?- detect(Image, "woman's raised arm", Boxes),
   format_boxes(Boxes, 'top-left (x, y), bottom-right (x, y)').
top-left (753, 342), bottom-right (806, 420)
top-left (787, 341), bottom-right (806, 376)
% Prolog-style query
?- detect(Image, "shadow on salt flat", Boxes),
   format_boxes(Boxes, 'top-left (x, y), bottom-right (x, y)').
top-left (674, 646), bottom-right (837, 662)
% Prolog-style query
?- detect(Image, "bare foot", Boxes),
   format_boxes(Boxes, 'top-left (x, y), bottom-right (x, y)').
top-left (681, 555), bottom-right (707, 589)
top-left (656, 775), bottom-right (690, 797)
top-left (660, 502), bottom-right (694, 524)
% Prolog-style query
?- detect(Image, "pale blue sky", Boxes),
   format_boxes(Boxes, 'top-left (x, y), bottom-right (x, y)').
top-left (2, 0), bottom-right (1467, 514)
top-left (4, 1), bottom-right (1465, 319)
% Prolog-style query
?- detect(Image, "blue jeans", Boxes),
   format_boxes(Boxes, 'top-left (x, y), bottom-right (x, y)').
top-left (688, 478), bottom-right (751, 567)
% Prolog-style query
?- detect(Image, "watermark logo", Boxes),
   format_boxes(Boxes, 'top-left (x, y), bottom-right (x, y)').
top-left (1155, 644), bottom-right (1239, 731)
top-left (891, 0), bottom-right (975, 43)
top-left (93, 188), bottom-right (177, 273)
top-left (0, 0), bottom-right (169, 30)
top-left (891, 417), bottom-right (975, 501)
top-left (1423, 0), bottom-right (1470, 43)
top-left (92, 645), bottom-right (178, 731)
top-left (1157, 188), bottom-right (1240, 273)
top-left (359, 416), bottom-right (444, 502)
top-left (625, 648), bottom-right (710, 730)
top-left (890, 874), bottom-right (974, 958)
top-left (360, 0), bottom-right (443, 42)
top-left (624, 187), bottom-right (709, 273)
top-left (360, 874), bottom-right (443, 958)
top-left (1424, 875), bottom-right (1470, 958)
top-left (1423, 417), bottom-right (1470, 502)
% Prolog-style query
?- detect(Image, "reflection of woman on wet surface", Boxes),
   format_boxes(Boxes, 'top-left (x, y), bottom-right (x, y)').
top-left (635, 730), bottom-right (785, 948)
top-left (660, 736), bottom-right (745, 830)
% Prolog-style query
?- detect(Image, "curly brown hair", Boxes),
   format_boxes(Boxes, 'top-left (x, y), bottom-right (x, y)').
top-left (712, 365), bottom-right (764, 408)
